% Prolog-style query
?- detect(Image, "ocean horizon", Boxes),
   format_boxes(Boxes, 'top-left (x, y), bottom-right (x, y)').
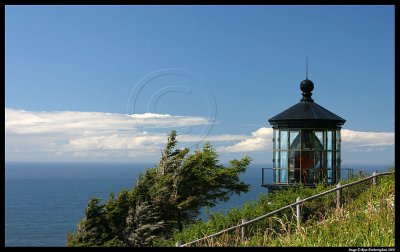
top-left (5, 161), bottom-right (392, 247)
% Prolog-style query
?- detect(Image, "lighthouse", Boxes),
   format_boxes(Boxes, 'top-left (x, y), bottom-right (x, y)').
top-left (263, 77), bottom-right (346, 190)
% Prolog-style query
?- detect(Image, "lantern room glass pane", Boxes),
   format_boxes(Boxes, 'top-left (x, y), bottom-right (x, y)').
top-left (274, 130), bottom-right (279, 150)
top-left (280, 130), bottom-right (288, 150)
top-left (288, 153), bottom-right (296, 183)
top-left (300, 151), bottom-right (314, 184)
top-left (274, 169), bottom-right (278, 184)
top-left (327, 130), bottom-right (333, 150)
top-left (288, 153), bottom-right (295, 169)
top-left (280, 151), bottom-right (288, 183)
top-left (301, 130), bottom-right (314, 150)
top-left (301, 130), bottom-right (323, 151)
top-left (336, 151), bottom-right (341, 180)
top-left (315, 131), bottom-right (324, 148)
top-left (275, 151), bottom-right (279, 168)
top-left (289, 151), bottom-right (300, 182)
top-left (328, 150), bottom-right (333, 183)
top-left (314, 151), bottom-right (322, 169)
top-left (289, 131), bottom-right (299, 150)
top-left (336, 162), bottom-right (341, 181)
top-left (336, 130), bottom-right (341, 150)
top-left (313, 151), bottom-right (323, 183)
top-left (280, 151), bottom-right (288, 168)
top-left (327, 151), bottom-right (332, 169)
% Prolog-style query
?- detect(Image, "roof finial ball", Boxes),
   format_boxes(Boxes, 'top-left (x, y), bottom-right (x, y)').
top-left (300, 79), bottom-right (314, 102)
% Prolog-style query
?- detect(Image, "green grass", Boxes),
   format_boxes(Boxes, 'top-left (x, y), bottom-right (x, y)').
top-left (242, 173), bottom-right (395, 247)
top-left (153, 168), bottom-right (394, 247)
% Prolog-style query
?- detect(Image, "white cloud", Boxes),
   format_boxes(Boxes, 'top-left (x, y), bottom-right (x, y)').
top-left (341, 129), bottom-right (394, 151)
top-left (217, 127), bottom-right (273, 153)
top-left (5, 108), bottom-right (210, 135)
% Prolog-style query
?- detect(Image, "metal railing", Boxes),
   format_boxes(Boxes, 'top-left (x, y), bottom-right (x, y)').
top-left (177, 171), bottom-right (394, 247)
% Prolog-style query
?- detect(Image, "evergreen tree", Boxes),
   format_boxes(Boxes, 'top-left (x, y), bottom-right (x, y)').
top-left (104, 190), bottom-right (131, 240)
top-left (133, 130), bottom-right (251, 232)
top-left (124, 201), bottom-right (164, 247)
top-left (67, 198), bottom-right (109, 246)
top-left (68, 130), bottom-right (251, 246)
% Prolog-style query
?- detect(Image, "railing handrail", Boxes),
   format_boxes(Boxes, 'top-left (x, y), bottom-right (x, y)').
top-left (180, 171), bottom-right (394, 247)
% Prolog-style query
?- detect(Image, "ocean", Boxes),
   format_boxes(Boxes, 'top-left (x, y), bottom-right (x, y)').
top-left (5, 162), bottom-right (391, 247)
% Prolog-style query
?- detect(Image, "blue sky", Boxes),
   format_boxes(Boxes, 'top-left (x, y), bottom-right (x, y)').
top-left (5, 5), bottom-right (394, 165)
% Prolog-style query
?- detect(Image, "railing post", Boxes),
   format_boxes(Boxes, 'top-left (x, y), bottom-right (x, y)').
top-left (241, 219), bottom-right (248, 240)
top-left (372, 171), bottom-right (377, 185)
top-left (336, 183), bottom-right (342, 209)
top-left (296, 197), bottom-right (301, 227)
top-left (175, 240), bottom-right (182, 247)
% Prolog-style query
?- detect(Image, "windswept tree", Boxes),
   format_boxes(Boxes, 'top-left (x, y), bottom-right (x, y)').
top-left (67, 192), bottom-right (163, 247)
top-left (67, 198), bottom-right (110, 247)
top-left (135, 131), bottom-right (251, 232)
top-left (124, 201), bottom-right (164, 247)
top-left (68, 130), bottom-right (251, 246)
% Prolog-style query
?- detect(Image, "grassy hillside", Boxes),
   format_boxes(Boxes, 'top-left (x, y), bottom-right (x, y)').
top-left (154, 168), bottom-right (394, 247)
top-left (242, 171), bottom-right (395, 247)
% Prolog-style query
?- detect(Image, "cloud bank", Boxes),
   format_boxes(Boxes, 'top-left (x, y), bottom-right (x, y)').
top-left (5, 108), bottom-right (240, 161)
top-left (5, 108), bottom-right (394, 162)
top-left (218, 128), bottom-right (394, 153)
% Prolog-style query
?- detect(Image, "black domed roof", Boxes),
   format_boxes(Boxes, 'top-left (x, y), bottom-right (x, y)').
top-left (268, 79), bottom-right (345, 129)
